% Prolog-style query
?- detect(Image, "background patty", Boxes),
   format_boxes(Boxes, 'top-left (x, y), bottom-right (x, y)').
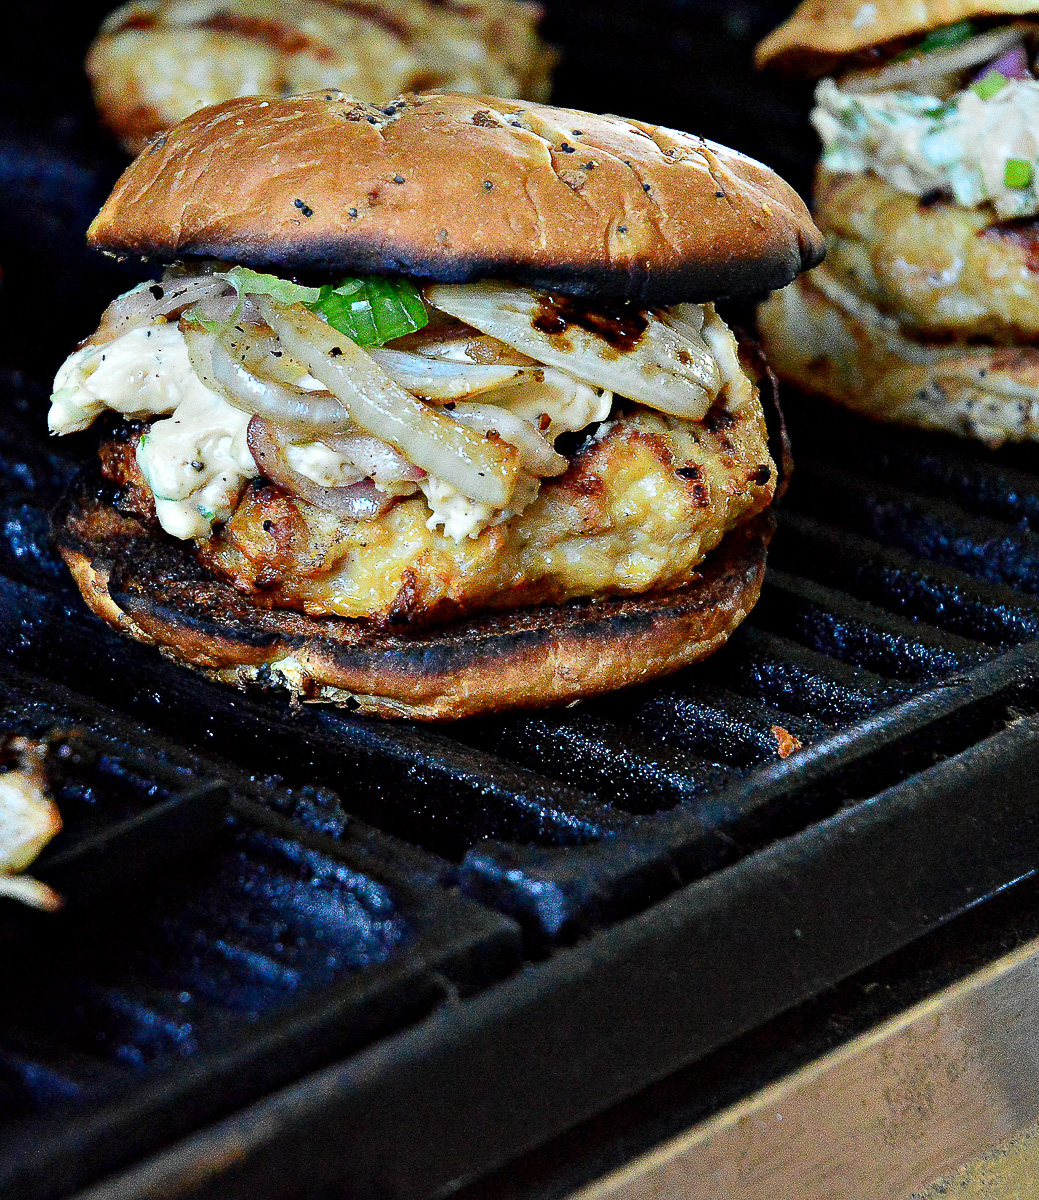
top-left (817, 169), bottom-right (1039, 343)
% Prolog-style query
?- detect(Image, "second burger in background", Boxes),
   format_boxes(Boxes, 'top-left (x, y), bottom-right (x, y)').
top-left (87, 0), bottom-right (557, 154)
top-left (49, 90), bottom-right (822, 718)
top-left (757, 1), bottom-right (1039, 446)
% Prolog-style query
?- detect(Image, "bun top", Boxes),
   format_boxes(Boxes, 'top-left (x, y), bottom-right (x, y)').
top-left (756, 0), bottom-right (1037, 76)
top-left (88, 90), bottom-right (823, 304)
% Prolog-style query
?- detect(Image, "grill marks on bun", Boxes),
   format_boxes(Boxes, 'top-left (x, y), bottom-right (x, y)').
top-left (88, 91), bottom-right (824, 304)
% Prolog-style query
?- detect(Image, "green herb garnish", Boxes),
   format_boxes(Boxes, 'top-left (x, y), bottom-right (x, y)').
top-left (894, 19), bottom-right (977, 61)
top-left (214, 267), bottom-right (428, 348)
top-left (1004, 157), bottom-right (1034, 188)
top-left (972, 70), bottom-right (1008, 100)
top-left (307, 276), bottom-right (429, 347)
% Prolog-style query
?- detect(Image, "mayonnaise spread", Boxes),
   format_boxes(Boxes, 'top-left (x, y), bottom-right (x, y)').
top-left (814, 76), bottom-right (1039, 218)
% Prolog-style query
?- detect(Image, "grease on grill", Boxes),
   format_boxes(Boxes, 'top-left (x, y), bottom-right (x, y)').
top-left (532, 294), bottom-right (649, 351)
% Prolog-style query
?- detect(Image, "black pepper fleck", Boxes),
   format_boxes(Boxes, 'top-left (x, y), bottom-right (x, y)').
top-left (560, 142), bottom-right (575, 153)
top-left (643, 183), bottom-right (651, 192)
top-left (367, 115), bottom-right (379, 124)
top-left (191, 460), bottom-right (205, 472)
top-left (293, 198), bottom-right (314, 217)
top-left (483, 180), bottom-right (493, 190)
top-left (584, 161), bottom-right (596, 170)
top-left (617, 224), bottom-right (627, 233)
top-left (715, 190), bottom-right (725, 198)
top-left (262, 520), bottom-right (274, 532)
top-left (348, 207), bottom-right (358, 218)
top-left (572, 129), bottom-right (583, 135)
top-left (392, 174), bottom-right (405, 184)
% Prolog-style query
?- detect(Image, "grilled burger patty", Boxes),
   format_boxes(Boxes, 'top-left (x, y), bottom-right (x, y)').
top-left (100, 397), bottom-right (774, 625)
top-left (818, 169), bottom-right (1039, 343)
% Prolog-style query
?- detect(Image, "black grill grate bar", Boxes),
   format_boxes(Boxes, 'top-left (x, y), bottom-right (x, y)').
top-left (460, 642), bottom-right (1039, 942)
top-left (789, 402), bottom-right (1039, 531)
top-left (772, 511), bottom-right (1039, 646)
top-left (702, 627), bottom-right (903, 723)
top-left (754, 570), bottom-right (989, 683)
top-left (788, 459), bottom-right (1039, 595)
top-left (455, 713), bottom-right (734, 815)
top-left (617, 682), bottom-right (830, 769)
top-left (0, 1041), bottom-right (116, 1119)
top-left (0, 578), bottom-right (619, 853)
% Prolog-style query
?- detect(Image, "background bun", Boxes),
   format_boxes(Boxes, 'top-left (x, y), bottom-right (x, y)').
top-left (88, 90), bottom-right (824, 303)
top-left (756, 0), bottom-right (1038, 76)
top-left (56, 475), bottom-right (773, 721)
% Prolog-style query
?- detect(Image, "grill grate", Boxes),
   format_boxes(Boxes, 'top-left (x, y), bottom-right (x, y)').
top-left (3, 0), bottom-right (1039, 1195)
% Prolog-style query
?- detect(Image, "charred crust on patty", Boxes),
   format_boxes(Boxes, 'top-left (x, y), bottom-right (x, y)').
top-left (54, 466), bottom-right (774, 720)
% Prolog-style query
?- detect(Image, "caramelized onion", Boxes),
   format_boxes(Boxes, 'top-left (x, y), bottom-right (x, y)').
top-left (256, 298), bottom-right (520, 508)
top-left (88, 276), bottom-right (232, 347)
top-left (247, 417), bottom-right (395, 521)
top-left (182, 327), bottom-right (356, 434)
top-left (368, 347), bottom-right (535, 400)
top-left (842, 25), bottom-right (1028, 94)
top-left (446, 402), bottom-right (566, 476)
top-left (425, 282), bottom-right (721, 419)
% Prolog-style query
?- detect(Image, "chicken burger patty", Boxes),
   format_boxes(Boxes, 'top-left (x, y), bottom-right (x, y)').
top-left (87, 0), bottom-right (556, 154)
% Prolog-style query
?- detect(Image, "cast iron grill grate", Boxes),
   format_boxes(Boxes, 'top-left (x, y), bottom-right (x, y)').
top-left (2, 1), bottom-right (1039, 1195)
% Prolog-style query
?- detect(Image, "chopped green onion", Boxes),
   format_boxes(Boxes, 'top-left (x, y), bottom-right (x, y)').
top-left (1004, 157), bottom-right (1034, 189)
top-left (213, 267), bottom-right (428, 348)
top-left (307, 277), bottom-right (428, 348)
top-left (893, 19), bottom-right (976, 61)
top-left (972, 70), bottom-right (1008, 100)
top-left (918, 20), bottom-right (976, 54)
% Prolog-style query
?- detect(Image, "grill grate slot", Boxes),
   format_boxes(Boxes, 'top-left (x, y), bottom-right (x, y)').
top-left (456, 712), bottom-right (734, 815)
top-left (788, 460), bottom-right (1039, 595)
top-left (754, 570), bottom-right (991, 682)
top-left (616, 682), bottom-right (830, 769)
top-left (772, 511), bottom-right (1039, 646)
top-left (705, 627), bottom-right (906, 723)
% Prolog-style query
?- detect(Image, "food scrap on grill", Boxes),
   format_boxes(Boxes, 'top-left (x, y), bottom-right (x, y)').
top-left (757, 4), bottom-right (1039, 446)
top-left (0, 737), bottom-right (63, 912)
top-left (86, 0), bottom-right (557, 153)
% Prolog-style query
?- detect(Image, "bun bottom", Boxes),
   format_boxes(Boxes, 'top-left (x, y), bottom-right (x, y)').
top-left (55, 473), bottom-right (773, 721)
top-left (758, 273), bottom-right (1039, 447)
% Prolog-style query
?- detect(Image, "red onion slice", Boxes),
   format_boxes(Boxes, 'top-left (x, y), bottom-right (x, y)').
top-left (973, 43), bottom-right (1031, 82)
top-left (247, 417), bottom-right (396, 521)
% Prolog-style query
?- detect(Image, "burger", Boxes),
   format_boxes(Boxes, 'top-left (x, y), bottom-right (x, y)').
top-left (49, 90), bottom-right (823, 719)
top-left (87, 0), bottom-right (556, 155)
top-left (757, 1), bottom-right (1039, 445)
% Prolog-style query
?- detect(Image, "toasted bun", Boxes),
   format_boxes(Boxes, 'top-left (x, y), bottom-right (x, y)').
top-left (54, 472), bottom-right (772, 721)
top-left (87, 90), bottom-right (824, 304)
top-left (758, 271), bottom-right (1039, 445)
top-left (756, 0), bottom-right (1038, 76)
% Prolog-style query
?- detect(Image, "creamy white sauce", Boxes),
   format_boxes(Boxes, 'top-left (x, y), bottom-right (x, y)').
top-left (814, 76), bottom-right (1039, 218)
top-left (420, 369), bottom-right (610, 540)
top-left (50, 284), bottom-right (753, 544)
top-left (50, 323), bottom-right (255, 541)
